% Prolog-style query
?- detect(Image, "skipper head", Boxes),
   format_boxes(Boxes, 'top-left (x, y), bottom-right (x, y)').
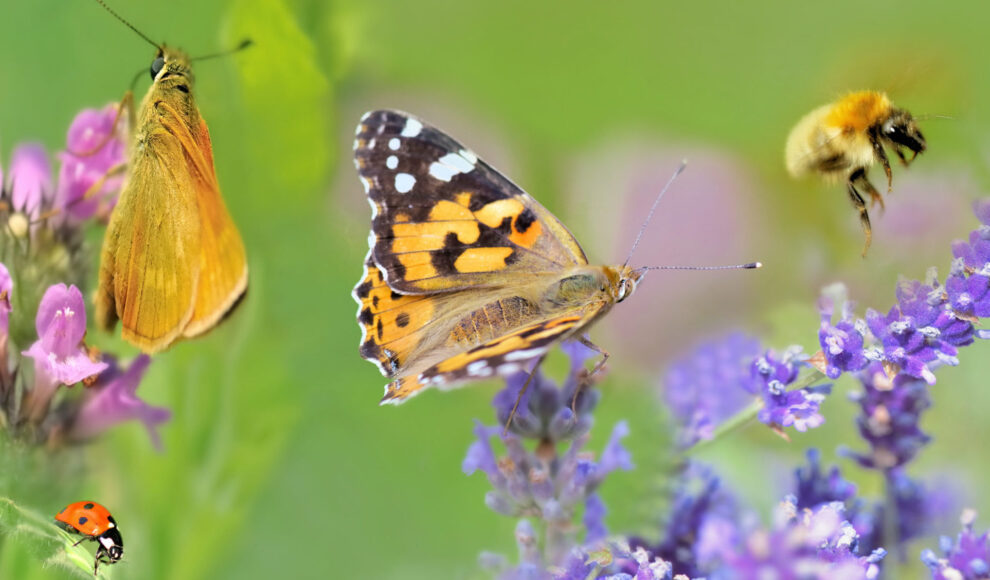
top-left (150, 47), bottom-right (194, 90)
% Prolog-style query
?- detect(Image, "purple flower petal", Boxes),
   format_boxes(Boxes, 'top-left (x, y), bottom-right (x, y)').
top-left (55, 103), bottom-right (127, 220)
top-left (70, 355), bottom-right (171, 450)
top-left (21, 284), bottom-right (107, 385)
top-left (8, 143), bottom-right (52, 216)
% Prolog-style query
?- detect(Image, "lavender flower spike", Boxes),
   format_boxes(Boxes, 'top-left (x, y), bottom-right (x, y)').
top-left (22, 283), bottom-right (107, 385)
top-left (818, 283), bottom-right (870, 379)
top-left (70, 355), bottom-right (171, 450)
top-left (922, 509), bottom-right (990, 580)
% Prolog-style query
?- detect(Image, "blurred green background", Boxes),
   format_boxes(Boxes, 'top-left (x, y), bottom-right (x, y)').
top-left (2, 0), bottom-right (990, 577)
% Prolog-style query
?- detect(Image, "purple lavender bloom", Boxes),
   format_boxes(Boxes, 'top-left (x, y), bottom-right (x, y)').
top-left (7, 143), bottom-right (52, 218)
top-left (493, 339), bottom-right (600, 442)
top-left (54, 103), bottom-right (127, 221)
top-left (22, 284), bottom-right (107, 385)
top-left (922, 510), bottom-right (990, 580)
top-left (0, 262), bottom-right (11, 341)
top-left (794, 449), bottom-right (858, 509)
top-left (865, 275), bottom-right (971, 385)
top-left (946, 259), bottom-right (990, 321)
top-left (629, 463), bottom-right (736, 578)
top-left (746, 347), bottom-right (827, 432)
top-left (843, 363), bottom-right (931, 471)
top-left (69, 355), bottom-right (171, 450)
top-left (662, 333), bottom-right (760, 446)
top-left (818, 284), bottom-right (870, 379)
top-left (721, 499), bottom-right (884, 580)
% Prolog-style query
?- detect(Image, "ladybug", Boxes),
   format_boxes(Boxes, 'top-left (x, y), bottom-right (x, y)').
top-left (55, 501), bottom-right (123, 575)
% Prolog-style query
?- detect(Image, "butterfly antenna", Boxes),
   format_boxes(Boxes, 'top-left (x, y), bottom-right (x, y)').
top-left (191, 39), bottom-right (254, 63)
top-left (91, 0), bottom-right (160, 49)
top-left (642, 262), bottom-right (762, 272)
top-left (622, 160), bottom-right (687, 268)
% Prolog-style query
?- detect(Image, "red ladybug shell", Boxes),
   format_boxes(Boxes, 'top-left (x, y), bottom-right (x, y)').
top-left (56, 501), bottom-right (116, 536)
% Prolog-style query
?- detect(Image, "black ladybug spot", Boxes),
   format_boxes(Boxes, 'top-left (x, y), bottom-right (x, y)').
top-left (83, 503), bottom-right (95, 510)
top-left (78, 516), bottom-right (89, 526)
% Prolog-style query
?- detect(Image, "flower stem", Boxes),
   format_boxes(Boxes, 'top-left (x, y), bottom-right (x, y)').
top-left (682, 369), bottom-right (827, 456)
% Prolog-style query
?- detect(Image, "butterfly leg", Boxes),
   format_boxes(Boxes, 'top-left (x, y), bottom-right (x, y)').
top-left (66, 92), bottom-right (133, 158)
top-left (572, 336), bottom-right (610, 411)
top-left (503, 353), bottom-right (548, 436)
top-left (35, 162), bottom-right (128, 224)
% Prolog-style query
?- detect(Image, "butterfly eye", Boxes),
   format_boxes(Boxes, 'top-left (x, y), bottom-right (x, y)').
top-left (150, 56), bottom-right (165, 80)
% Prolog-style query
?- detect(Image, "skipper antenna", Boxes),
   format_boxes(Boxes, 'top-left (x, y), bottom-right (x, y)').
top-left (623, 160), bottom-right (687, 268)
top-left (92, 0), bottom-right (160, 49)
top-left (191, 39), bottom-right (254, 63)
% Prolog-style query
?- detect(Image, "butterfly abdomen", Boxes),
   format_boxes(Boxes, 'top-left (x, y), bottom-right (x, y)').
top-left (448, 296), bottom-right (540, 346)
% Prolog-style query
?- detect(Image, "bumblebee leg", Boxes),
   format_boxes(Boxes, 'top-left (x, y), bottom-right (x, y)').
top-left (846, 171), bottom-right (872, 257)
top-left (893, 145), bottom-right (910, 166)
top-left (870, 131), bottom-right (894, 191)
top-left (851, 167), bottom-right (885, 212)
top-left (503, 353), bottom-right (548, 435)
top-left (573, 336), bottom-right (610, 412)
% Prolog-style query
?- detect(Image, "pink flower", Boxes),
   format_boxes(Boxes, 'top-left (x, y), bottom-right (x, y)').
top-left (22, 284), bottom-right (107, 385)
top-left (54, 103), bottom-right (127, 221)
top-left (8, 143), bottom-right (52, 218)
top-left (70, 355), bottom-right (171, 451)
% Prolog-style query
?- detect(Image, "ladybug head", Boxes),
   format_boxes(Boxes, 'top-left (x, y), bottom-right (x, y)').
top-left (98, 528), bottom-right (124, 563)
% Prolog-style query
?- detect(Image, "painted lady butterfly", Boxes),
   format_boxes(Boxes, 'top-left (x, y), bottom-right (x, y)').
top-left (353, 110), bottom-right (645, 404)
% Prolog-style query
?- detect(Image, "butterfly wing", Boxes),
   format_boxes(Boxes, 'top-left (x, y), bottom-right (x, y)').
top-left (95, 120), bottom-right (200, 353)
top-left (379, 309), bottom-right (601, 404)
top-left (354, 110), bottom-right (588, 294)
top-left (96, 92), bottom-right (247, 353)
top-left (178, 117), bottom-right (248, 338)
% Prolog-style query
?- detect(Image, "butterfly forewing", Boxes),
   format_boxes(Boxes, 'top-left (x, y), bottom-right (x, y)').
top-left (353, 110), bottom-right (587, 294)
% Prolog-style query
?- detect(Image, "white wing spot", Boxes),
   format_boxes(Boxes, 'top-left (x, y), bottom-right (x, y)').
top-left (386, 155), bottom-right (399, 170)
top-left (460, 149), bottom-right (478, 164)
top-left (388, 138), bottom-right (401, 151)
top-left (428, 163), bottom-right (458, 182)
top-left (504, 348), bottom-right (544, 362)
top-left (354, 122), bottom-right (364, 136)
top-left (428, 152), bottom-right (476, 182)
top-left (467, 360), bottom-right (489, 375)
top-left (360, 176), bottom-right (373, 193)
top-left (368, 138), bottom-right (376, 149)
top-left (400, 118), bottom-right (423, 137)
top-left (395, 173), bottom-right (416, 193)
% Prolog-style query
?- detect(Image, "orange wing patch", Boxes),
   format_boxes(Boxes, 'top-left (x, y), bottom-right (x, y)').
top-left (354, 253), bottom-right (435, 376)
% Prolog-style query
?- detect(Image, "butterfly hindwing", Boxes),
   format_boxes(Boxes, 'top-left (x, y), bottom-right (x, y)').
top-left (353, 110), bottom-right (587, 294)
top-left (380, 312), bottom-right (592, 404)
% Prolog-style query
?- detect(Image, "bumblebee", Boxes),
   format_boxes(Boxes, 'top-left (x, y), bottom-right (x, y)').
top-left (785, 91), bottom-right (927, 255)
